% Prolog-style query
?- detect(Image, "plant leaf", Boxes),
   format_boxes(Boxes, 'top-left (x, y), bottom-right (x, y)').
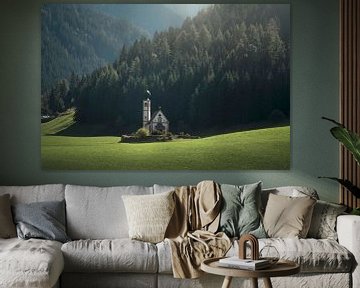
top-left (322, 117), bottom-right (360, 165)
top-left (321, 116), bottom-right (344, 127)
top-left (330, 126), bottom-right (360, 165)
top-left (318, 177), bottom-right (360, 199)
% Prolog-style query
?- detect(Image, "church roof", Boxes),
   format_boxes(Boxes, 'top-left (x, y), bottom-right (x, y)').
top-left (150, 109), bottom-right (169, 123)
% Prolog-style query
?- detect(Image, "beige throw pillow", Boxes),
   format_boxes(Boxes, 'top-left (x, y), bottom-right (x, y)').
top-left (0, 194), bottom-right (17, 238)
top-left (263, 193), bottom-right (316, 238)
top-left (122, 191), bottom-right (175, 243)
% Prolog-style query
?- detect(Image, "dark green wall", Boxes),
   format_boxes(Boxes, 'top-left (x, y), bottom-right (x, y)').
top-left (0, 0), bottom-right (340, 202)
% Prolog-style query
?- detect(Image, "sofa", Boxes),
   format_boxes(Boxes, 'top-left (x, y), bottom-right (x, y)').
top-left (0, 183), bottom-right (359, 288)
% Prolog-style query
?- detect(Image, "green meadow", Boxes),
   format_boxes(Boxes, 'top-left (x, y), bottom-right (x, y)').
top-left (41, 112), bottom-right (290, 170)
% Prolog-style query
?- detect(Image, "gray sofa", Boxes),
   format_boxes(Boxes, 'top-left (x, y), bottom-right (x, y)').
top-left (0, 184), bottom-right (359, 288)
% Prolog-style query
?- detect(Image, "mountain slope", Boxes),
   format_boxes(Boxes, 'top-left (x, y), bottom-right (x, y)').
top-left (41, 4), bottom-right (146, 92)
top-left (72, 4), bottom-right (290, 133)
top-left (90, 4), bottom-right (186, 36)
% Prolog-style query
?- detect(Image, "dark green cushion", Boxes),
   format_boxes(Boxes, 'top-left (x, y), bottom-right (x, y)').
top-left (218, 182), bottom-right (266, 238)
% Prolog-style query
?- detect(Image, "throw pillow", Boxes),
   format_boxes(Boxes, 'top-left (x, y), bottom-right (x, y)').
top-left (307, 200), bottom-right (347, 240)
top-left (0, 194), bottom-right (16, 238)
top-left (12, 200), bottom-right (70, 243)
top-left (122, 190), bottom-right (175, 243)
top-left (218, 182), bottom-right (266, 238)
top-left (261, 186), bottom-right (319, 214)
top-left (263, 193), bottom-right (316, 238)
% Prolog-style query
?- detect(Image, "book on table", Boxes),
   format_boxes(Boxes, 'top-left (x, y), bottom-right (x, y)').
top-left (218, 257), bottom-right (271, 270)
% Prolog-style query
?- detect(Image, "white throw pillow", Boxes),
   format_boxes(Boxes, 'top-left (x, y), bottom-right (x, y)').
top-left (122, 191), bottom-right (175, 243)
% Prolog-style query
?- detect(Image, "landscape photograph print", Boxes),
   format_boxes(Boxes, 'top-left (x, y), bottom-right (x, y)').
top-left (41, 3), bottom-right (290, 170)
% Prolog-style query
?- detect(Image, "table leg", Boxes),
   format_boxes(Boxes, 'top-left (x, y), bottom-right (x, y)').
top-left (251, 278), bottom-right (258, 288)
top-left (263, 277), bottom-right (273, 288)
top-left (221, 276), bottom-right (233, 288)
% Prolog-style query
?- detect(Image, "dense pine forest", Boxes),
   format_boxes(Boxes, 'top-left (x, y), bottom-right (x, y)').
top-left (41, 4), bottom-right (147, 93)
top-left (41, 4), bottom-right (290, 135)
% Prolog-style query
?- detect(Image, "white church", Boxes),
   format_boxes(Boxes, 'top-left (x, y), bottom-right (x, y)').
top-left (142, 98), bottom-right (170, 134)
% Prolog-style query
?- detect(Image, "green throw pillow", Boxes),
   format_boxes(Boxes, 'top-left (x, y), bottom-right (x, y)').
top-left (218, 182), bottom-right (266, 238)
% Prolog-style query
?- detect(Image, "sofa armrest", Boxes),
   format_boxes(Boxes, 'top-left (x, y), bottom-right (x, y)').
top-left (337, 215), bottom-right (360, 288)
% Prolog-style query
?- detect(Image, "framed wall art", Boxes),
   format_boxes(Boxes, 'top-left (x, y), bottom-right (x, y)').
top-left (41, 3), bottom-right (290, 170)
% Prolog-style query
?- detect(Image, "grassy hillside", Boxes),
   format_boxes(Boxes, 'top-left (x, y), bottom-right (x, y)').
top-left (41, 110), bottom-right (75, 135)
top-left (42, 110), bottom-right (117, 136)
top-left (41, 114), bottom-right (290, 170)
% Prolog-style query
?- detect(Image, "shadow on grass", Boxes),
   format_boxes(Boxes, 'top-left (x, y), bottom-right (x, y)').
top-left (48, 118), bottom-right (289, 138)
top-left (197, 120), bottom-right (290, 137)
top-left (53, 122), bottom-right (120, 137)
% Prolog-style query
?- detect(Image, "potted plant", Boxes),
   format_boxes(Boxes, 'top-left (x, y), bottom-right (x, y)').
top-left (320, 117), bottom-right (360, 215)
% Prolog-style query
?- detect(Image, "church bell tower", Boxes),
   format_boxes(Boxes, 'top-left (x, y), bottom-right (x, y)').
top-left (143, 98), bottom-right (151, 129)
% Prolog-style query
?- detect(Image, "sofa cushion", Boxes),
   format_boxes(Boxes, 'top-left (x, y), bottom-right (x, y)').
top-left (153, 184), bottom-right (176, 194)
top-left (0, 194), bottom-right (16, 238)
top-left (0, 238), bottom-right (64, 288)
top-left (261, 186), bottom-right (319, 212)
top-left (156, 238), bottom-right (354, 276)
top-left (157, 237), bottom-right (353, 274)
top-left (157, 240), bottom-right (173, 274)
top-left (261, 238), bottom-right (354, 273)
top-left (61, 239), bottom-right (158, 273)
top-left (263, 194), bottom-right (316, 238)
top-left (307, 200), bottom-right (347, 240)
top-left (0, 184), bottom-right (65, 204)
top-left (65, 185), bottom-right (153, 239)
top-left (12, 200), bottom-right (70, 243)
top-left (234, 238), bottom-right (353, 273)
top-left (122, 191), bottom-right (175, 243)
top-left (218, 182), bottom-right (266, 238)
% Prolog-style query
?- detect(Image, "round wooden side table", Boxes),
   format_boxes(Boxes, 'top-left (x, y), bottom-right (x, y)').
top-left (201, 257), bottom-right (300, 288)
